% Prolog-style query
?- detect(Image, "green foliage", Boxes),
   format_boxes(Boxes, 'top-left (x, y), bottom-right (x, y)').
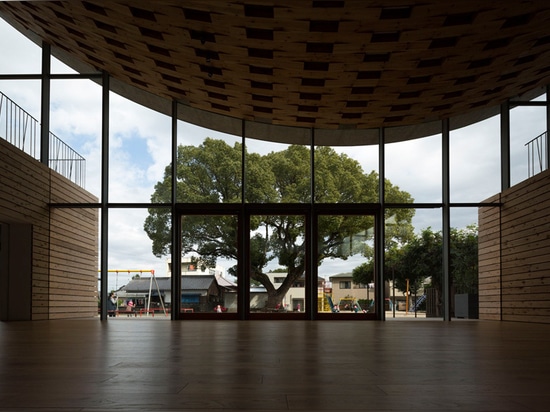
top-left (144, 139), bottom-right (415, 306)
top-left (352, 262), bottom-right (374, 285)
top-left (449, 225), bottom-right (479, 294)
top-left (382, 225), bottom-right (478, 295)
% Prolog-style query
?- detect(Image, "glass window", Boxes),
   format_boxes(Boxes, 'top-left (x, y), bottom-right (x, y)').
top-left (385, 208), bottom-right (441, 319)
top-left (317, 214), bottom-right (375, 316)
top-left (245, 139), bottom-right (311, 203)
top-left (0, 17), bottom-right (41, 74)
top-left (109, 93), bottom-right (172, 203)
top-left (510, 98), bottom-right (547, 186)
top-left (450, 208), bottom-right (480, 319)
top-left (314, 144), bottom-right (378, 203)
top-left (51, 79), bottom-right (102, 196)
top-left (107, 208), bottom-right (170, 316)
top-left (386, 133), bottom-right (442, 204)
top-left (179, 214), bottom-right (238, 314)
top-left (51, 55), bottom-right (79, 75)
top-left (249, 214), bottom-right (306, 314)
top-left (176, 120), bottom-right (242, 203)
top-left (450, 115), bottom-right (500, 203)
top-left (339, 281), bottom-right (351, 289)
top-left (0, 80), bottom-right (41, 159)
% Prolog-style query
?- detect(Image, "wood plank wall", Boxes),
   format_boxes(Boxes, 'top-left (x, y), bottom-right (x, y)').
top-left (0, 138), bottom-right (98, 320)
top-left (479, 170), bottom-right (550, 323)
top-left (478, 194), bottom-right (501, 320)
top-left (49, 174), bottom-right (98, 319)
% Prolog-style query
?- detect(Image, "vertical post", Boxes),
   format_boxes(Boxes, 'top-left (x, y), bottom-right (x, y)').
top-left (239, 119), bottom-right (248, 319)
top-left (501, 101), bottom-right (511, 191)
top-left (442, 118), bottom-right (451, 321)
top-left (99, 72), bottom-right (110, 321)
top-left (405, 278), bottom-right (410, 315)
top-left (309, 128), bottom-right (316, 319)
top-left (376, 127), bottom-right (386, 320)
top-left (171, 100), bottom-right (181, 319)
top-left (546, 86), bottom-right (549, 172)
top-left (40, 42), bottom-right (50, 165)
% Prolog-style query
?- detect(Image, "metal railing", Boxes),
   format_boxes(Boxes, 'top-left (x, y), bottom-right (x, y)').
top-left (0, 91), bottom-right (86, 188)
top-left (525, 131), bottom-right (548, 179)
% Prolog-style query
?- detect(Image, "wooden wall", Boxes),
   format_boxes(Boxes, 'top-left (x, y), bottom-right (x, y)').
top-left (479, 169), bottom-right (550, 323)
top-left (0, 137), bottom-right (98, 320)
top-left (478, 194), bottom-right (501, 320)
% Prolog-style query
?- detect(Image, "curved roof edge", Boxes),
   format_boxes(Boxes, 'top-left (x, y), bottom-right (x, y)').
top-left (3, 15), bottom-right (546, 146)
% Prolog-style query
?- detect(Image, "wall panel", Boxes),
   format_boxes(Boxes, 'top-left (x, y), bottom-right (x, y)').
top-left (0, 138), bottom-right (98, 320)
top-left (479, 170), bottom-right (550, 323)
top-left (478, 195), bottom-right (501, 320)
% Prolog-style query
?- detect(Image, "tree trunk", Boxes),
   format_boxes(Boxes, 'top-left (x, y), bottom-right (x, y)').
top-left (266, 291), bottom-right (286, 309)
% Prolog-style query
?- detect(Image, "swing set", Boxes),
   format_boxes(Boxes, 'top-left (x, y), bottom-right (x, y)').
top-left (100, 269), bottom-right (168, 317)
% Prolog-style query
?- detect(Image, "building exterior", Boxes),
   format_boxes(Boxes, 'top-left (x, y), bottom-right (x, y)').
top-left (118, 257), bottom-right (238, 313)
top-left (329, 273), bottom-right (372, 310)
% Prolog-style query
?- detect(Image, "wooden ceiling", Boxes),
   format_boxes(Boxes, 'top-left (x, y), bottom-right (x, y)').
top-left (1, 1), bottom-right (550, 141)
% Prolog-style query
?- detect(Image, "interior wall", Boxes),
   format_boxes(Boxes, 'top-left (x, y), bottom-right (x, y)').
top-left (49, 173), bottom-right (99, 319)
top-left (479, 169), bottom-right (550, 323)
top-left (0, 137), bottom-right (98, 320)
top-left (478, 194), bottom-right (501, 320)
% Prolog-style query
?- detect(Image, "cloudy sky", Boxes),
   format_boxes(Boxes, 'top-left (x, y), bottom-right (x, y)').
top-left (1, 18), bottom-right (546, 291)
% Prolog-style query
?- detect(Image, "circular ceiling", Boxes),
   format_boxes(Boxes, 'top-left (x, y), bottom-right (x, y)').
top-left (1, 1), bottom-right (549, 144)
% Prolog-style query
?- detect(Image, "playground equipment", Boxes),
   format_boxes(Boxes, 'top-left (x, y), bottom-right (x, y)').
top-left (99, 269), bottom-right (168, 317)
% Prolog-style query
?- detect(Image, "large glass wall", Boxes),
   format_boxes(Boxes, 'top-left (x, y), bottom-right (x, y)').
top-left (1, 15), bottom-right (549, 321)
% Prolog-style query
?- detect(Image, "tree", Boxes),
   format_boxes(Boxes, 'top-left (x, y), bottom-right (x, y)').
top-left (387, 225), bottom-right (479, 296)
top-left (448, 225), bottom-right (478, 294)
top-left (144, 138), bottom-right (414, 308)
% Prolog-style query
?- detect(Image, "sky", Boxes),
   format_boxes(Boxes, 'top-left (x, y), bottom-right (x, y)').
top-left (0, 17), bottom-right (546, 291)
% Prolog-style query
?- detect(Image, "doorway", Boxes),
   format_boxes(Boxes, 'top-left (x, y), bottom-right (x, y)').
top-left (176, 206), bottom-right (379, 320)
top-left (0, 222), bottom-right (33, 321)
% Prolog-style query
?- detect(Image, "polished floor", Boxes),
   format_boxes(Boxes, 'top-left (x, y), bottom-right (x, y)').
top-left (1, 318), bottom-right (550, 411)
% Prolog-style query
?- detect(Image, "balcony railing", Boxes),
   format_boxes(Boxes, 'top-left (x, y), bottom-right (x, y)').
top-left (0, 91), bottom-right (85, 188)
top-left (525, 131), bottom-right (548, 179)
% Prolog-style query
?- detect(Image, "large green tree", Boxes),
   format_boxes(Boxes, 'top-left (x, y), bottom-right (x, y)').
top-left (356, 225), bottom-right (479, 296)
top-left (144, 138), bottom-right (414, 308)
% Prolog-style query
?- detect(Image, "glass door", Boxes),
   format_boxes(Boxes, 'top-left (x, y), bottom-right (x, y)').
top-left (316, 213), bottom-right (377, 319)
top-left (178, 213), bottom-right (239, 318)
top-left (176, 209), bottom-right (379, 320)
top-left (248, 214), bottom-right (307, 319)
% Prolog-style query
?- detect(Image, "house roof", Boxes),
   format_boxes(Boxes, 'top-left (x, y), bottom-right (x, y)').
top-left (329, 272), bottom-right (353, 279)
top-left (123, 275), bottom-right (219, 293)
top-left (1, 1), bottom-right (549, 144)
top-left (216, 275), bottom-right (237, 289)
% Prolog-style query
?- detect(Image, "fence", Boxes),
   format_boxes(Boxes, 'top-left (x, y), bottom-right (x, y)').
top-left (525, 131), bottom-right (548, 179)
top-left (0, 91), bottom-right (85, 188)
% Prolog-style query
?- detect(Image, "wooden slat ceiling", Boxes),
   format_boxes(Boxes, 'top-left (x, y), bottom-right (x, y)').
top-left (1, 1), bottom-right (550, 141)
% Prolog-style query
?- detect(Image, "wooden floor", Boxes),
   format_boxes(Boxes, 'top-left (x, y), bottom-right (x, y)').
top-left (1, 318), bottom-right (550, 411)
